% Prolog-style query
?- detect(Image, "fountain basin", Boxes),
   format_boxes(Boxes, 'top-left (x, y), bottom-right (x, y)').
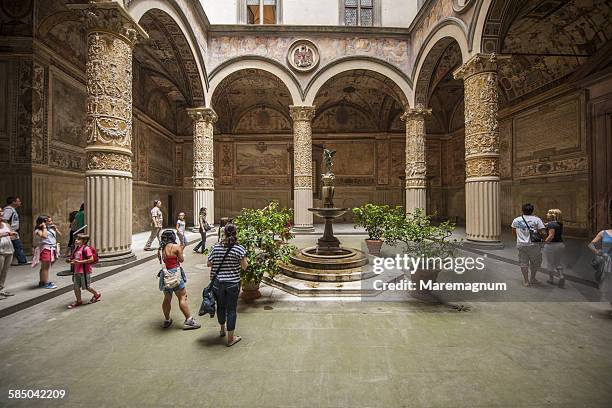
top-left (308, 207), bottom-right (348, 219)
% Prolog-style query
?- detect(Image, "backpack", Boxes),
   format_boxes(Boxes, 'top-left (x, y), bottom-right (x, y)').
top-left (86, 246), bottom-right (98, 264)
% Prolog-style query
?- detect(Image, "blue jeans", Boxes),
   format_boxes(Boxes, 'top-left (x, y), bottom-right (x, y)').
top-left (193, 231), bottom-right (206, 253)
top-left (213, 281), bottom-right (240, 331)
top-left (11, 237), bottom-right (27, 264)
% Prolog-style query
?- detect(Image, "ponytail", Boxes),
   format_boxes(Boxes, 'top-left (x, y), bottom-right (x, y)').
top-left (223, 224), bottom-right (238, 247)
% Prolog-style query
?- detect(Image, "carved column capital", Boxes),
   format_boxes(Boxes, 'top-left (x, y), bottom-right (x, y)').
top-left (69, 1), bottom-right (148, 46)
top-left (187, 107), bottom-right (218, 124)
top-left (289, 105), bottom-right (316, 122)
top-left (453, 53), bottom-right (509, 81)
top-left (401, 104), bottom-right (432, 122)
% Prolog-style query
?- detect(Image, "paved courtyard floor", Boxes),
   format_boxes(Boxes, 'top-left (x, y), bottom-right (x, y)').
top-left (1, 233), bottom-right (612, 407)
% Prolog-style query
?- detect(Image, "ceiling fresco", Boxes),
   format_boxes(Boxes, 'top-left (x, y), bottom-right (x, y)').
top-left (211, 69), bottom-right (293, 134)
top-left (489, 0), bottom-right (612, 102)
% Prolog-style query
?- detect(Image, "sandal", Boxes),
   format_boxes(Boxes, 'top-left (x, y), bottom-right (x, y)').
top-left (220, 330), bottom-right (226, 337)
top-left (522, 282), bottom-right (530, 287)
top-left (227, 336), bottom-right (242, 347)
top-left (90, 293), bottom-right (101, 303)
top-left (67, 301), bottom-right (83, 309)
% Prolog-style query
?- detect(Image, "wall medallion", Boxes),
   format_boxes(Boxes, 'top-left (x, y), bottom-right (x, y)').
top-left (287, 40), bottom-right (319, 73)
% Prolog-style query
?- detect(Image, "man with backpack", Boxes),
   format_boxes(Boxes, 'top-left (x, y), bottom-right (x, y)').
top-left (511, 203), bottom-right (546, 287)
top-left (2, 196), bottom-right (29, 265)
top-left (66, 234), bottom-right (101, 309)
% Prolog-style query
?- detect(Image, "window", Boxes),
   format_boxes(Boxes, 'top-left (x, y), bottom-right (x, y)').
top-left (344, 0), bottom-right (374, 26)
top-left (245, 0), bottom-right (278, 25)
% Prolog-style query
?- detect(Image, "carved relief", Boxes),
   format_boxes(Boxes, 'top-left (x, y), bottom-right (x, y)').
top-left (290, 106), bottom-right (315, 190)
top-left (50, 149), bottom-right (85, 171)
top-left (175, 143), bottom-right (183, 186)
top-left (401, 106), bottom-right (431, 188)
top-left (466, 158), bottom-right (499, 178)
top-left (515, 157), bottom-right (587, 179)
top-left (287, 40), bottom-right (319, 72)
top-left (87, 151), bottom-right (131, 172)
top-left (32, 61), bottom-right (46, 164)
top-left (14, 59), bottom-right (33, 164)
top-left (188, 108), bottom-right (217, 191)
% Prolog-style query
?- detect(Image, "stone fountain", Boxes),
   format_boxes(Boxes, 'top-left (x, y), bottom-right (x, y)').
top-left (274, 149), bottom-right (372, 292)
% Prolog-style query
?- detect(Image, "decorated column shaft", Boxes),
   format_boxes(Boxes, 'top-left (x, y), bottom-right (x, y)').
top-left (70, 2), bottom-right (147, 264)
top-left (401, 105), bottom-right (431, 215)
top-left (454, 53), bottom-right (504, 243)
top-left (289, 106), bottom-right (316, 232)
top-left (187, 108), bottom-right (217, 226)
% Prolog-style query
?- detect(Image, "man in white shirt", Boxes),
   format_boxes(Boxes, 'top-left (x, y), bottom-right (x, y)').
top-left (511, 203), bottom-right (546, 287)
top-left (144, 200), bottom-right (164, 251)
top-left (2, 196), bottom-right (29, 265)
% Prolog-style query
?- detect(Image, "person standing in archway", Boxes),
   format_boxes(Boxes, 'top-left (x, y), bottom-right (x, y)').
top-left (144, 200), bottom-right (163, 251)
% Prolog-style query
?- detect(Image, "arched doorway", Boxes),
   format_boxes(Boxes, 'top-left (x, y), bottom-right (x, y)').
top-left (210, 68), bottom-right (295, 221)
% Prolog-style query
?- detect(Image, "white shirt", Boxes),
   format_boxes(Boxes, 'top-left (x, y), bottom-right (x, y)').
top-left (2, 206), bottom-right (19, 230)
top-left (511, 215), bottom-right (545, 245)
top-left (151, 207), bottom-right (163, 228)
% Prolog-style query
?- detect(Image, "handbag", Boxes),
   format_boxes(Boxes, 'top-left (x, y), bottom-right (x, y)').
top-left (204, 221), bottom-right (212, 232)
top-left (591, 255), bottom-right (606, 283)
top-left (159, 248), bottom-right (182, 290)
top-left (199, 244), bottom-right (234, 317)
top-left (521, 215), bottom-right (543, 243)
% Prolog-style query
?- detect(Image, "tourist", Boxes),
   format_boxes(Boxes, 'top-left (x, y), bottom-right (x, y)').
top-left (589, 226), bottom-right (612, 316)
top-left (158, 230), bottom-right (200, 330)
top-left (543, 209), bottom-right (566, 288)
top-left (66, 234), bottom-right (101, 309)
top-left (66, 203), bottom-right (85, 257)
top-left (193, 207), bottom-right (210, 254)
top-left (144, 200), bottom-right (163, 251)
top-left (0, 207), bottom-right (17, 298)
top-left (2, 196), bottom-right (29, 265)
top-left (207, 224), bottom-right (247, 346)
top-left (511, 203), bottom-right (546, 287)
top-left (33, 215), bottom-right (60, 289)
top-left (176, 212), bottom-right (188, 248)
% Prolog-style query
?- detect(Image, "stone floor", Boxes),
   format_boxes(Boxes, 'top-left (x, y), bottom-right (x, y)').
top-left (1, 231), bottom-right (612, 407)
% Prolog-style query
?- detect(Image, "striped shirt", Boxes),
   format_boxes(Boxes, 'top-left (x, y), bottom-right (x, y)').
top-left (208, 243), bottom-right (246, 283)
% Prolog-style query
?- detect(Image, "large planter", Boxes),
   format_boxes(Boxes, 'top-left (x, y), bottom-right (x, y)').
top-left (407, 268), bottom-right (441, 303)
top-left (240, 280), bottom-right (261, 301)
top-left (365, 239), bottom-right (384, 256)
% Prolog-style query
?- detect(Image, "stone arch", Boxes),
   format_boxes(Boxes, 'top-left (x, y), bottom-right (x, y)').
top-left (207, 56), bottom-right (303, 106)
top-left (411, 21), bottom-right (469, 107)
top-left (128, 0), bottom-right (207, 104)
top-left (304, 57), bottom-right (411, 108)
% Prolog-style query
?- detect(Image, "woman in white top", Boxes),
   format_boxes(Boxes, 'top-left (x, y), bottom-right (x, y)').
top-left (33, 215), bottom-right (60, 289)
top-left (175, 212), bottom-right (188, 248)
top-left (0, 207), bottom-right (17, 297)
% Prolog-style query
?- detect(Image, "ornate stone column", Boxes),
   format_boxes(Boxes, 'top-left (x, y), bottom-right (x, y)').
top-left (187, 107), bottom-right (217, 226)
top-left (454, 53), bottom-right (504, 245)
top-left (289, 106), bottom-right (316, 232)
top-left (401, 105), bottom-right (431, 215)
top-left (70, 1), bottom-right (147, 264)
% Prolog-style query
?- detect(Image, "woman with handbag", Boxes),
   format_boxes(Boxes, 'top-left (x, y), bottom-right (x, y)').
top-left (207, 224), bottom-right (247, 346)
top-left (543, 209), bottom-right (566, 288)
top-left (158, 230), bottom-right (201, 330)
top-left (193, 207), bottom-right (210, 254)
top-left (33, 215), bottom-right (60, 289)
top-left (589, 226), bottom-right (612, 316)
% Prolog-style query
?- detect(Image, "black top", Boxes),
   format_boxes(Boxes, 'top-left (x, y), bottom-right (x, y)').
top-left (545, 221), bottom-right (563, 242)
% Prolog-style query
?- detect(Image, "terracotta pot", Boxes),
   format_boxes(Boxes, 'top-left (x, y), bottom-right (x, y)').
top-left (240, 280), bottom-right (261, 301)
top-left (365, 239), bottom-right (384, 256)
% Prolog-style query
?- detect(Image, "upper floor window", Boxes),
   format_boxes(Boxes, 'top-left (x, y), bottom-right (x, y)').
top-left (246, 0), bottom-right (278, 24)
top-left (344, 0), bottom-right (374, 26)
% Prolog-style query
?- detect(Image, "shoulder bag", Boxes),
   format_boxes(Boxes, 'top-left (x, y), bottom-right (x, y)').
top-left (521, 215), bottom-right (543, 243)
top-left (199, 244), bottom-right (234, 317)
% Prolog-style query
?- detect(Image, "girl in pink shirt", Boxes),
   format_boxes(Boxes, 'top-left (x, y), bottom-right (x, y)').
top-left (66, 234), bottom-right (101, 309)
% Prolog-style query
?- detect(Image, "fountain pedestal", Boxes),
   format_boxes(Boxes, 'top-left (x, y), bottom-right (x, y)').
top-left (309, 207), bottom-right (347, 255)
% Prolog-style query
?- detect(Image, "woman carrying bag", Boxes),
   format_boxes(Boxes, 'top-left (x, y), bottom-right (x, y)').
top-left (206, 224), bottom-right (247, 346)
top-left (589, 226), bottom-right (612, 316)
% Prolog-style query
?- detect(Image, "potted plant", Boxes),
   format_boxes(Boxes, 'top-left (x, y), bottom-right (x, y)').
top-left (234, 201), bottom-right (296, 300)
top-left (385, 208), bottom-right (457, 301)
top-left (352, 203), bottom-right (389, 256)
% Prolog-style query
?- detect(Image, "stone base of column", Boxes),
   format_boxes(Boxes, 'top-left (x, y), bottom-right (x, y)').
top-left (194, 189), bottom-right (214, 226)
top-left (465, 177), bottom-right (502, 244)
top-left (86, 172), bottom-right (135, 265)
top-left (405, 187), bottom-right (426, 215)
top-left (293, 188), bottom-right (314, 232)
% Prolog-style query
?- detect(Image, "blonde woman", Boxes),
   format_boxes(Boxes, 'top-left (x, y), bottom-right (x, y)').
top-left (543, 209), bottom-right (565, 288)
top-left (176, 212), bottom-right (188, 248)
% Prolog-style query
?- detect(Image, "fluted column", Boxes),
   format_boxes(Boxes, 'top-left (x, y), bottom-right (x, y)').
top-left (187, 108), bottom-right (217, 226)
top-left (454, 53), bottom-right (505, 244)
top-left (289, 106), bottom-right (316, 232)
top-left (70, 1), bottom-right (147, 264)
top-left (401, 105), bottom-right (431, 216)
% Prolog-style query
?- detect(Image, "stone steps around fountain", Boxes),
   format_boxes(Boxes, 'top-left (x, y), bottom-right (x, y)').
top-left (289, 247), bottom-right (369, 270)
top-left (265, 268), bottom-right (405, 297)
top-left (279, 262), bottom-right (375, 282)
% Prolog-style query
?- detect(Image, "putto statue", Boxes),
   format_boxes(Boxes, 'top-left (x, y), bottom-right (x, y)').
top-left (323, 148), bottom-right (336, 175)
